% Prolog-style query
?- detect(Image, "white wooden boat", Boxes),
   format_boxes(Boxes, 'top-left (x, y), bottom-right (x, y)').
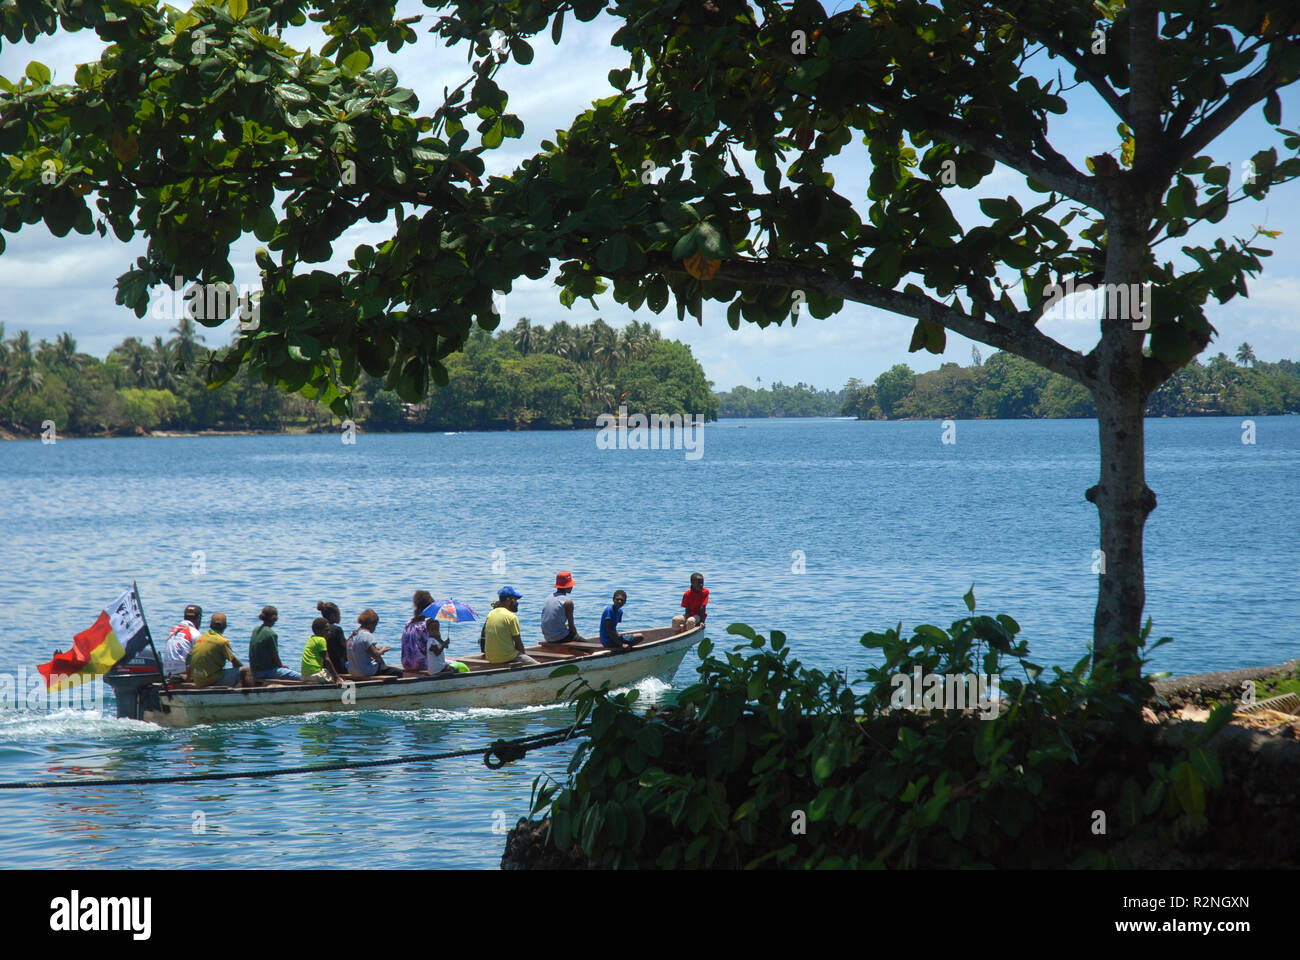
top-left (105, 624), bottom-right (702, 727)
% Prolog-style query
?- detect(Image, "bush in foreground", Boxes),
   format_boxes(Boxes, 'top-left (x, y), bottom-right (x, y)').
top-left (523, 593), bottom-right (1228, 868)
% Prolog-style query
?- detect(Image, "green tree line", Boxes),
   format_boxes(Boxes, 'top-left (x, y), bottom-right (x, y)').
top-left (0, 317), bottom-right (326, 436)
top-left (841, 345), bottom-right (1300, 420)
top-left (0, 317), bottom-right (718, 436)
top-left (371, 317), bottom-right (718, 430)
top-left (715, 381), bottom-right (845, 418)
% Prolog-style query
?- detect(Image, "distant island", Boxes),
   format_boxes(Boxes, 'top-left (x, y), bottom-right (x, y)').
top-left (2, 320), bottom-right (1295, 440)
top-left (840, 345), bottom-right (1300, 419)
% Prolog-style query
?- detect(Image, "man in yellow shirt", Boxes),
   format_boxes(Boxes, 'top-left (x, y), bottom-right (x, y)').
top-left (190, 613), bottom-right (256, 688)
top-left (482, 587), bottom-right (537, 666)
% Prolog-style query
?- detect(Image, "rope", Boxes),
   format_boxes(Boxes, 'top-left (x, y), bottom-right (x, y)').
top-left (0, 725), bottom-right (588, 790)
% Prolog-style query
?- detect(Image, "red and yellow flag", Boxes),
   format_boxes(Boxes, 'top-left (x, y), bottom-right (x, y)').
top-left (37, 588), bottom-right (149, 691)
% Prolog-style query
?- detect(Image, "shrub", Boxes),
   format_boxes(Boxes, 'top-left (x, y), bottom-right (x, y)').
top-left (530, 591), bottom-right (1228, 868)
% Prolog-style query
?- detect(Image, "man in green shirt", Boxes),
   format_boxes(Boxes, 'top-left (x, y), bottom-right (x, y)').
top-left (249, 606), bottom-right (301, 681)
top-left (482, 587), bottom-right (537, 666)
top-left (190, 613), bottom-right (255, 688)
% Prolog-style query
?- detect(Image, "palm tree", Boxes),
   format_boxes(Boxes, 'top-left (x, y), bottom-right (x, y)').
top-left (168, 315), bottom-right (205, 372)
top-left (510, 317), bottom-right (536, 356)
top-left (54, 332), bottom-right (82, 371)
top-left (6, 330), bottom-right (43, 399)
top-left (150, 337), bottom-right (178, 391)
top-left (589, 318), bottom-right (619, 372)
top-left (620, 320), bottom-right (658, 363)
top-left (0, 324), bottom-right (10, 401)
top-left (578, 367), bottom-right (616, 417)
top-left (109, 337), bottom-right (152, 388)
top-left (1235, 342), bottom-right (1257, 367)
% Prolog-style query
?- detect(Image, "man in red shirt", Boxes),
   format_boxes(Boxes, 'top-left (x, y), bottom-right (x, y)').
top-left (677, 572), bottom-right (708, 630)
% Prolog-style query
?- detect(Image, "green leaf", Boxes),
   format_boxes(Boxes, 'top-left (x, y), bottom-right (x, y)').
top-left (1188, 746), bottom-right (1222, 789)
top-left (1265, 90), bottom-right (1282, 126)
top-left (596, 235), bottom-right (629, 272)
top-left (963, 584), bottom-right (976, 612)
top-left (695, 222), bottom-right (730, 259)
top-left (1171, 761), bottom-right (1205, 819)
top-left (1142, 778), bottom-right (1165, 816)
top-left (671, 228), bottom-right (698, 261)
top-left (276, 83), bottom-right (311, 104)
top-left (814, 754), bottom-right (835, 782)
top-left (25, 61), bottom-right (52, 86)
top-left (341, 50), bottom-right (372, 75)
top-left (509, 37), bottom-right (534, 65)
top-left (548, 664), bottom-right (579, 677)
top-left (229, 0), bottom-right (249, 22)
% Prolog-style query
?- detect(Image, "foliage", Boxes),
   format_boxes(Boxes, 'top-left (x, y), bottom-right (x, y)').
top-left (118, 387), bottom-right (184, 431)
top-left (0, 318), bottom-right (715, 435)
top-left (531, 594), bottom-right (1227, 868)
top-left (0, 325), bottom-right (317, 435)
top-left (839, 351), bottom-right (1300, 419)
top-left (716, 381), bottom-right (845, 418)
top-left (419, 318), bottom-right (716, 430)
top-left (4, 1), bottom-right (1296, 407)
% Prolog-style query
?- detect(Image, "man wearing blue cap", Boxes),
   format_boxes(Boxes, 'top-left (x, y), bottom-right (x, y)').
top-left (482, 586), bottom-right (537, 666)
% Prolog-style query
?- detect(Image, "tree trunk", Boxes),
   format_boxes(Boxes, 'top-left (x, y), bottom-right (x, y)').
top-left (1087, 200), bottom-right (1156, 684)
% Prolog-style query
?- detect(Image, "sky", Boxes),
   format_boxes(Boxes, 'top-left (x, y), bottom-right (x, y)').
top-left (1, 4), bottom-right (1298, 392)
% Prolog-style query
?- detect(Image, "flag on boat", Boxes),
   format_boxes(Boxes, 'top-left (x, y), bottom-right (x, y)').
top-left (36, 585), bottom-right (154, 691)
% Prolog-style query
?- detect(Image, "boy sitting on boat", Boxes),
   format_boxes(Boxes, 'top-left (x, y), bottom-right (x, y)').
top-left (301, 618), bottom-right (343, 685)
top-left (673, 573), bottom-right (709, 631)
top-left (600, 590), bottom-right (644, 651)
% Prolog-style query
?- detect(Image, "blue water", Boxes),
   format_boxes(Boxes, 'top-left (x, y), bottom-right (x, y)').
top-left (0, 416), bottom-right (1295, 867)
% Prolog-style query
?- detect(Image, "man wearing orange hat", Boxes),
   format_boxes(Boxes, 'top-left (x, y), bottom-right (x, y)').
top-left (540, 571), bottom-right (581, 645)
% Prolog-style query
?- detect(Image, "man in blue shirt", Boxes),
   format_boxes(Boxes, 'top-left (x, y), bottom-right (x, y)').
top-left (600, 591), bottom-right (643, 651)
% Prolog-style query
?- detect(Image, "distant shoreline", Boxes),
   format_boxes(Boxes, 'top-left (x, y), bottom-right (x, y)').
top-left (4, 411), bottom-right (1295, 441)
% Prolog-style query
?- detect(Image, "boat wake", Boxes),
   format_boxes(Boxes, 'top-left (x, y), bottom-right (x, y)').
top-left (0, 708), bottom-right (163, 742)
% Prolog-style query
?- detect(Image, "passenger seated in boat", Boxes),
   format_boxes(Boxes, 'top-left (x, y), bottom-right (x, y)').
top-left (673, 572), bottom-right (709, 631)
top-left (190, 613), bottom-right (255, 688)
top-left (600, 591), bottom-right (644, 651)
top-left (163, 604), bottom-right (204, 680)
top-left (484, 587), bottom-right (537, 666)
top-left (249, 606), bottom-right (302, 681)
top-left (426, 626), bottom-right (455, 675)
top-left (347, 609), bottom-right (403, 678)
top-left (401, 590), bottom-right (444, 672)
top-left (301, 617), bottom-right (342, 685)
top-left (540, 572), bottom-right (580, 645)
top-left (317, 601), bottom-right (349, 676)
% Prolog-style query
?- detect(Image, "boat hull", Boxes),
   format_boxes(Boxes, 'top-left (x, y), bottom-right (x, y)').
top-left (132, 625), bottom-right (701, 727)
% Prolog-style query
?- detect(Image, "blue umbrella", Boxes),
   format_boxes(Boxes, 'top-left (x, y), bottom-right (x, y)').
top-left (423, 599), bottom-right (479, 644)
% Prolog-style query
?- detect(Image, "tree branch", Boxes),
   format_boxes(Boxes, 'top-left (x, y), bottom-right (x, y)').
top-left (885, 94), bottom-right (1108, 210)
top-left (1032, 30), bottom-right (1131, 125)
top-left (635, 253), bottom-right (1095, 388)
top-left (1128, 0), bottom-right (1163, 178)
top-left (1165, 61), bottom-right (1291, 178)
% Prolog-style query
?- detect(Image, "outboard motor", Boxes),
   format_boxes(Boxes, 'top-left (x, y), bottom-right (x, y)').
top-left (104, 648), bottom-right (168, 720)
